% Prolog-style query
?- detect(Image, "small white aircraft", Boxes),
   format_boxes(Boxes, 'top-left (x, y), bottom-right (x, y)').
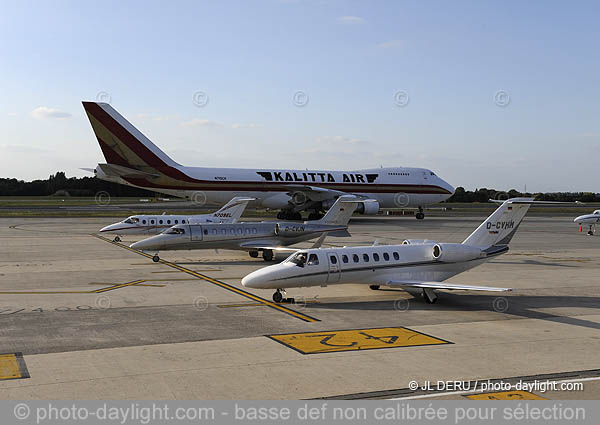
top-left (100, 196), bottom-right (254, 242)
top-left (130, 195), bottom-right (365, 262)
top-left (242, 198), bottom-right (556, 303)
top-left (574, 210), bottom-right (600, 235)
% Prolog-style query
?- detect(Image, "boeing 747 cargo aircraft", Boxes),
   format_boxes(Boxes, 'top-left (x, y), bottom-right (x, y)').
top-left (82, 101), bottom-right (454, 220)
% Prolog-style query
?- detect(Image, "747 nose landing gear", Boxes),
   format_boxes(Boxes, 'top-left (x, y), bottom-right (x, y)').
top-left (152, 254), bottom-right (160, 263)
top-left (113, 236), bottom-right (121, 242)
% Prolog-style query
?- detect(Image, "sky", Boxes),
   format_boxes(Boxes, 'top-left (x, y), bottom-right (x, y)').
top-left (0, 0), bottom-right (598, 192)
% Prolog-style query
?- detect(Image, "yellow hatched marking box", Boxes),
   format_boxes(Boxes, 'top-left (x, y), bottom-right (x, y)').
top-left (466, 390), bottom-right (547, 400)
top-left (0, 353), bottom-right (30, 380)
top-left (267, 327), bottom-right (451, 354)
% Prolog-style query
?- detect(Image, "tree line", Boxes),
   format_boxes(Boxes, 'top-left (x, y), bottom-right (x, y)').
top-left (1, 172), bottom-right (598, 203)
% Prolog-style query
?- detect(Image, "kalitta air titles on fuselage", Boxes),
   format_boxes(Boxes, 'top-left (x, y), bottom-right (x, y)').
top-left (256, 171), bottom-right (379, 184)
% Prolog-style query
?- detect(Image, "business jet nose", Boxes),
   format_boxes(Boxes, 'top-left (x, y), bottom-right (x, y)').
top-left (241, 268), bottom-right (273, 289)
top-left (130, 236), bottom-right (159, 251)
top-left (99, 223), bottom-right (119, 233)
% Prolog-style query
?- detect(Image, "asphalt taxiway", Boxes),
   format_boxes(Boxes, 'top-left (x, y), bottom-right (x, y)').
top-left (0, 214), bottom-right (599, 399)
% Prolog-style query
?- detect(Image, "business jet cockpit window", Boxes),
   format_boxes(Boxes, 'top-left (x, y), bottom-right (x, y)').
top-left (290, 252), bottom-right (307, 267)
top-left (165, 227), bottom-right (185, 235)
top-left (123, 217), bottom-right (139, 224)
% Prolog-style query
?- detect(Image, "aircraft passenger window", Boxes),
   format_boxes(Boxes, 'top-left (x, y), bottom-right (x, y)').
top-left (174, 220), bottom-right (178, 224)
top-left (252, 228), bottom-right (257, 234)
top-left (142, 220), bottom-right (146, 224)
top-left (330, 255), bottom-right (337, 265)
top-left (308, 254), bottom-right (319, 265)
top-left (182, 220), bottom-right (185, 223)
top-left (230, 229), bottom-right (235, 235)
top-left (383, 252), bottom-right (390, 261)
top-left (237, 229), bottom-right (243, 235)
top-left (212, 229), bottom-right (217, 235)
top-left (221, 229), bottom-right (226, 235)
top-left (353, 254), bottom-right (359, 263)
top-left (373, 253), bottom-right (380, 261)
top-left (159, 220), bottom-right (163, 224)
top-left (363, 254), bottom-right (370, 262)
top-left (393, 252), bottom-right (399, 260)
top-left (342, 255), bottom-right (348, 263)
top-left (151, 220), bottom-right (155, 224)
top-left (204, 229), bottom-right (208, 235)
top-left (167, 220), bottom-right (171, 224)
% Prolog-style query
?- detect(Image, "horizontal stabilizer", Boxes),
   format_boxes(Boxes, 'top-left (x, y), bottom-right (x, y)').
top-left (387, 280), bottom-right (512, 292)
top-left (98, 163), bottom-right (160, 179)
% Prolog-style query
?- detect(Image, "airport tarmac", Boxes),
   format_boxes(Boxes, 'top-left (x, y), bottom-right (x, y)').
top-left (0, 214), bottom-right (599, 399)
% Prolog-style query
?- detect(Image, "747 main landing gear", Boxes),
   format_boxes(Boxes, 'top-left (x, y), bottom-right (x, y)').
top-left (262, 249), bottom-right (274, 262)
top-left (416, 206), bottom-right (425, 220)
top-left (277, 210), bottom-right (303, 221)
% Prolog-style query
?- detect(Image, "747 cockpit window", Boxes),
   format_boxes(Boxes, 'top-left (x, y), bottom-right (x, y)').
top-left (165, 227), bottom-right (185, 235)
top-left (290, 252), bottom-right (307, 267)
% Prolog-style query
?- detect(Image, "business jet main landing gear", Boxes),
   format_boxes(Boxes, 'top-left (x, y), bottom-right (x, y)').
top-left (152, 254), bottom-right (160, 263)
top-left (587, 225), bottom-right (595, 236)
top-left (422, 288), bottom-right (437, 304)
top-left (113, 236), bottom-right (121, 242)
top-left (262, 249), bottom-right (274, 262)
top-left (416, 206), bottom-right (425, 220)
top-left (249, 251), bottom-right (259, 258)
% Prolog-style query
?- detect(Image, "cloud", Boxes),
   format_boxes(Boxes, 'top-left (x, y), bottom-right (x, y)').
top-left (377, 40), bottom-right (404, 49)
top-left (231, 123), bottom-right (262, 129)
top-left (316, 135), bottom-right (369, 145)
top-left (181, 118), bottom-right (223, 128)
top-left (337, 16), bottom-right (365, 24)
top-left (30, 106), bottom-right (72, 119)
top-left (7, 112), bottom-right (17, 117)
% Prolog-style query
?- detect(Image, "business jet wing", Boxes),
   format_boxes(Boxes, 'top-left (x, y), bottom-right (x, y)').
top-left (387, 280), bottom-right (512, 292)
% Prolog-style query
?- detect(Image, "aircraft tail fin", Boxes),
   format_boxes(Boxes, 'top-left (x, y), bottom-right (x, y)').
top-left (462, 198), bottom-right (569, 248)
top-left (211, 197), bottom-right (255, 223)
top-left (313, 195), bottom-right (360, 226)
top-left (82, 101), bottom-right (180, 171)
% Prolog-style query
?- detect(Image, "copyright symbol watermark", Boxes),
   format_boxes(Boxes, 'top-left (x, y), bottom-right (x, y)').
top-left (190, 191), bottom-right (207, 207)
top-left (393, 298), bottom-right (410, 311)
top-left (95, 295), bottom-right (111, 310)
top-left (192, 91), bottom-right (209, 107)
top-left (193, 296), bottom-right (208, 311)
top-left (293, 90), bottom-right (309, 107)
top-left (94, 191), bottom-right (111, 206)
top-left (494, 90), bottom-right (510, 107)
top-left (393, 193), bottom-right (410, 208)
top-left (393, 90), bottom-right (410, 107)
top-left (409, 380), bottom-right (419, 390)
top-left (14, 403), bottom-right (30, 420)
top-left (493, 296), bottom-right (509, 313)
top-left (96, 91), bottom-right (112, 104)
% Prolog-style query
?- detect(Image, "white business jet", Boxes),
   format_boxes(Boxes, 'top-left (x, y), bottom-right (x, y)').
top-left (242, 198), bottom-right (556, 303)
top-left (574, 210), bottom-right (600, 235)
top-left (99, 196), bottom-right (254, 242)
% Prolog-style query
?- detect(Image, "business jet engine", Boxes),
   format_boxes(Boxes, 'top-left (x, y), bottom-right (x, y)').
top-left (432, 243), bottom-right (484, 263)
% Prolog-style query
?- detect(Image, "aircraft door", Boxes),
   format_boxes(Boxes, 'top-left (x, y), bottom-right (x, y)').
top-left (326, 253), bottom-right (341, 283)
top-left (190, 225), bottom-right (204, 241)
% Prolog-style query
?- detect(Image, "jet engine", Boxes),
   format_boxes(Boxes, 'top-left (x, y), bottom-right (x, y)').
top-left (355, 200), bottom-right (379, 215)
top-left (432, 243), bottom-right (484, 263)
